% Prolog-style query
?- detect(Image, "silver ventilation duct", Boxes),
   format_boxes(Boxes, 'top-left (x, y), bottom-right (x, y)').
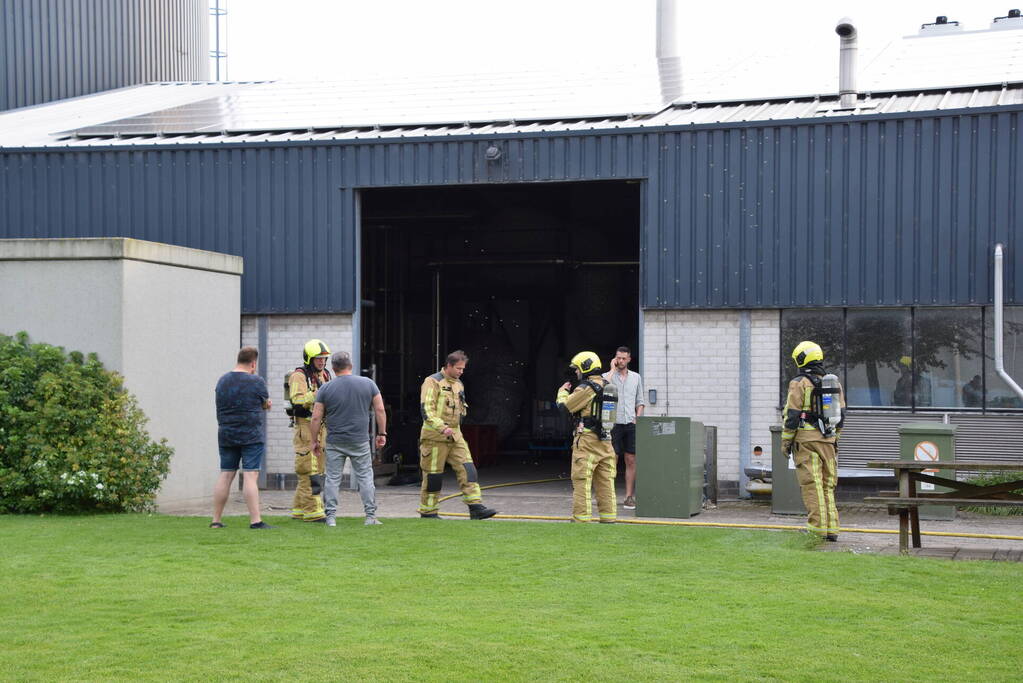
top-left (835, 18), bottom-right (858, 109)
top-left (657, 0), bottom-right (682, 105)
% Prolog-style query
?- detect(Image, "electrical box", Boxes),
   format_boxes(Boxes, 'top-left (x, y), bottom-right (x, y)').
top-left (899, 422), bottom-right (957, 520)
top-left (770, 425), bottom-right (806, 515)
top-left (635, 416), bottom-right (704, 518)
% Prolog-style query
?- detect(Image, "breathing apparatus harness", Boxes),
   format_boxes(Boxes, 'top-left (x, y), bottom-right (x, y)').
top-left (575, 375), bottom-right (618, 441)
top-left (284, 364), bottom-right (332, 426)
top-left (793, 363), bottom-right (842, 438)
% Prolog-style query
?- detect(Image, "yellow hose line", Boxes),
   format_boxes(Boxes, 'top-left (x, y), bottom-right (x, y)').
top-left (434, 477), bottom-right (1023, 541)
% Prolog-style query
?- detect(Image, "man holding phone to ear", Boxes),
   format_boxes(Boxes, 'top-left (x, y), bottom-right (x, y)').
top-left (603, 346), bottom-right (645, 510)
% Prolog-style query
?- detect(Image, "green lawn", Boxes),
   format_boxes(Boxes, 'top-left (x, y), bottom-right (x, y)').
top-left (1, 516), bottom-right (1021, 682)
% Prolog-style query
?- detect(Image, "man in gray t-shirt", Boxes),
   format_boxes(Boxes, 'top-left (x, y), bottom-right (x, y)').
top-left (310, 351), bottom-right (387, 526)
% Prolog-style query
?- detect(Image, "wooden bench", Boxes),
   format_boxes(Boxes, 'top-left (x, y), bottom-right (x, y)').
top-left (864, 461), bottom-right (1023, 554)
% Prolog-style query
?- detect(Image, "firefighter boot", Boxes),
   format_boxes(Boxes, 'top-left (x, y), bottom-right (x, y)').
top-left (468, 503), bottom-right (497, 520)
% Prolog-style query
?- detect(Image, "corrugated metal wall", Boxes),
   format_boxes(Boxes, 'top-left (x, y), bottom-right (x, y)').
top-left (1, 0), bottom-right (208, 111)
top-left (838, 412), bottom-right (1023, 469)
top-left (1, 146), bottom-right (351, 313)
top-left (1, 108), bottom-right (1021, 313)
top-left (645, 112), bottom-right (1023, 308)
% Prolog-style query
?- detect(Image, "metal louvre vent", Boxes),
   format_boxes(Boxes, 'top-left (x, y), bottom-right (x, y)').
top-left (947, 414), bottom-right (1023, 469)
top-left (838, 412), bottom-right (943, 468)
top-left (838, 411), bottom-right (1023, 472)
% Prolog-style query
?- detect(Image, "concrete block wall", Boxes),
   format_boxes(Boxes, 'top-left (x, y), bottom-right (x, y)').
top-left (241, 314), bottom-right (353, 474)
top-left (0, 238), bottom-right (241, 511)
top-left (642, 310), bottom-right (780, 497)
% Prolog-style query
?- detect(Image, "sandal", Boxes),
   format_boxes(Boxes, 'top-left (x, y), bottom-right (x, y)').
top-left (209, 522), bottom-right (225, 528)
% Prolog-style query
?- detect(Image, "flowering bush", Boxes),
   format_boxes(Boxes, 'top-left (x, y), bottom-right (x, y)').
top-left (0, 332), bottom-right (172, 513)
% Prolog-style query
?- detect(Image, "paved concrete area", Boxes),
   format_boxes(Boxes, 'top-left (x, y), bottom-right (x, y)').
top-left (165, 462), bottom-right (1023, 561)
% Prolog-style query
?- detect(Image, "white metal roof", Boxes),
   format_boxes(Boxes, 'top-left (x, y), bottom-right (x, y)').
top-left (1, 25), bottom-right (1022, 149)
top-left (4, 85), bottom-right (1016, 149)
top-left (678, 26), bottom-right (1023, 103)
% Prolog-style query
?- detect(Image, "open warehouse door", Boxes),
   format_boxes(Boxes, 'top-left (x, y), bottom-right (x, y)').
top-left (360, 181), bottom-right (639, 481)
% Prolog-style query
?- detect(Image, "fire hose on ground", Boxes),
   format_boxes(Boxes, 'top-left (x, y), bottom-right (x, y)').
top-left (436, 478), bottom-right (1023, 542)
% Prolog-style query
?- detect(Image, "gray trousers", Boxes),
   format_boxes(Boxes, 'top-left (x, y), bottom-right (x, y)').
top-left (323, 441), bottom-right (377, 517)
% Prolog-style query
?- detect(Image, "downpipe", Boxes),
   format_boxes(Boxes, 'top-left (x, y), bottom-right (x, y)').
top-left (994, 244), bottom-right (1023, 401)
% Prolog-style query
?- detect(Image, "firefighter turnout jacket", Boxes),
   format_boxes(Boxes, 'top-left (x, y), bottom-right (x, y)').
top-left (557, 377), bottom-right (617, 523)
top-left (781, 372), bottom-right (846, 537)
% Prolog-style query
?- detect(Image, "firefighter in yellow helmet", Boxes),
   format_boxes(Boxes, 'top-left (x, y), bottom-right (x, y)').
top-left (417, 350), bottom-right (497, 520)
top-left (556, 351), bottom-right (617, 523)
top-left (288, 339), bottom-right (331, 522)
top-left (781, 341), bottom-right (846, 541)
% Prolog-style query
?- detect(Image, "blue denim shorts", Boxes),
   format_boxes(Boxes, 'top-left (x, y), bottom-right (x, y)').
top-left (219, 443), bottom-right (264, 472)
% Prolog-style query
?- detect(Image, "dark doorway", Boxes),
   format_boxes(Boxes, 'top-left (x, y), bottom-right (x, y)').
top-left (360, 181), bottom-right (640, 471)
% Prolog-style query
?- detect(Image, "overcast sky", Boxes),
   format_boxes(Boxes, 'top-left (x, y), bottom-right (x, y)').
top-left (217, 1), bottom-right (1018, 83)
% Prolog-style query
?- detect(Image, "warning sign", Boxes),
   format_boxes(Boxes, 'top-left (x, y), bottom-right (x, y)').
top-left (914, 441), bottom-right (940, 491)
top-left (914, 441), bottom-right (939, 462)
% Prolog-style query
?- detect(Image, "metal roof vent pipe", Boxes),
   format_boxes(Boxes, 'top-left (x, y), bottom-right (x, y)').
top-left (657, 0), bottom-right (682, 105)
top-left (919, 15), bottom-right (962, 35)
top-left (835, 18), bottom-right (858, 110)
top-left (992, 8), bottom-right (1023, 29)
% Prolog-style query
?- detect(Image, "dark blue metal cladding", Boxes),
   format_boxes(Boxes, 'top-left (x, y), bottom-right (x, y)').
top-left (646, 110), bottom-right (1023, 308)
top-left (1, 0), bottom-right (208, 111)
top-left (0, 146), bottom-right (351, 313)
top-left (1, 108), bottom-right (1021, 312)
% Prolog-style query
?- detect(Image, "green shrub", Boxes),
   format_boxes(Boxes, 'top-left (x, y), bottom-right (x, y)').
top-left (0, 332), bottom-right (172, 513)
top-left (961, 471), bottom-right (1023, 516)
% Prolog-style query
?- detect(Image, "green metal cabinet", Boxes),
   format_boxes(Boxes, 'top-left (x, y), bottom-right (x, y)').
top-left (899, 422), bottom-right (957, 520)
top-left (770, 425), bottom-right (806, 515)
top-left (635, 416), bottom-right (704, 518)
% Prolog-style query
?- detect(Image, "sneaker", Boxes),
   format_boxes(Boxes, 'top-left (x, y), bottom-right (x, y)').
top-left (325, 516), bottom-right (336, 527)
top-left (468, 504), bottom-right (498, 520)
top-left (364, 517), bottom-right (383, 526)
top-left (420, 512), bottom-right (440, 519)
top-left (825, 534), bottom-right (839, 542)
top-left (622, 496), bottom-right (636, 510)
top-left (249, 521), bottom-right (275, 529)
top-left (209, 522), bottom-right (225, 529)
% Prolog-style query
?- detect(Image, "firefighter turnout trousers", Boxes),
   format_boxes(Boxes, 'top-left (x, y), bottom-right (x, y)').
top-left (291, 417), bottom-right (326, 521)
top-left (570, 432), bottom-right (617, 523)
top-left (793, 440), bottom-right (839, 536)
top-left (418, 434), bottom-right (482, 515)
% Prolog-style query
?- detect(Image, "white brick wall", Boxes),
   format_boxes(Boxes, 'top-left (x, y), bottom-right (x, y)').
top-left (642, 310), bottom-right (780, 489)
top-left (238, 310), bottom-right (782, 487)
top-left (750, 310), bottom-right (781, 466)
top-left (241, 314), bottom-right (354, 473)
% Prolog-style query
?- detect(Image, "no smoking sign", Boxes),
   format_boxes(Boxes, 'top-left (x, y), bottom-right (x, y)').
top-left (914, 441), bottom-right (939, 462)
top-left (914, 441), bottom-right (940, 491)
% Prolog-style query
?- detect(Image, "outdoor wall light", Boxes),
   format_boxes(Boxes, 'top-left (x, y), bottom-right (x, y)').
top-left (484, 145), bottom-right (502, 161)
top-left (649, 389), bottom-right (657, 405)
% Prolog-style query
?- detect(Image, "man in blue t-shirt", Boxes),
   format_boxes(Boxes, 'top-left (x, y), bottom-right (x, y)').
top-left (211, 346), bottom-right (274, 529)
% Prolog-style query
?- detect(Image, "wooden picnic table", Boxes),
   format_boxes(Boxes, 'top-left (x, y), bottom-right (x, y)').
top-left (864, 461), bottom-right (1023, 554)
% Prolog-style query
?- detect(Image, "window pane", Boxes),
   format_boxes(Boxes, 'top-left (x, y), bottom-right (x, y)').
top-left (913, 308), bottom-right (983, 408)
top-left (845, 308), bottom-right (911, 407)
top-left (984, 306), bottom-right (1023, 409)
top-left (780, 309), bottom-right (844, 401)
